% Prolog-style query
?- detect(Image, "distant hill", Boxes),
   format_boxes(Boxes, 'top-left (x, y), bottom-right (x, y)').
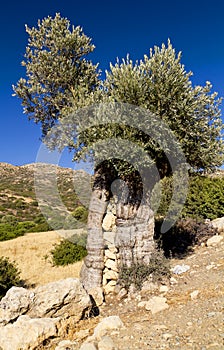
top-left (0, 163), bottom-right (90, 227)
top-left (0, 162), bottom-right (223, 228)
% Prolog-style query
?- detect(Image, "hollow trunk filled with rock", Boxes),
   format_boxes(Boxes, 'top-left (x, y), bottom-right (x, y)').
top-left (80, 166), bottom-right (156, 294)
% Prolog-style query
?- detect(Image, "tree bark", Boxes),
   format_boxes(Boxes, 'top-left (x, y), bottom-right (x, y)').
top-left (80, 187), bottom-right (107, 292)
top-left (80, 166), bottom-right (156, 292)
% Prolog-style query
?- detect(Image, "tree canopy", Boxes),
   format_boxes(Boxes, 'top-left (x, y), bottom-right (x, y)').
top-left (13, 13), bottom-right (100, 136)
top-left (104, 41), bottom-right (223, 173)
top-left (13, 14), bottom-right (223, 176)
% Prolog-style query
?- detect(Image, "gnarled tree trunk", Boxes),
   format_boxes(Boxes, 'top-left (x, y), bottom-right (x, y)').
top-left (115, 203), bottom-right (155, 268)
top-left (80, 166), bottom-right (112, 292)
top-left (80, 165), bottom-right (156, 292)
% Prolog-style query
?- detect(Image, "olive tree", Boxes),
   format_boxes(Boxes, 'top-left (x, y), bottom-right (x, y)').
top-left (14, 15), bottom-right (223, 291)
top-left (74, 41), bottom-right (223, 289)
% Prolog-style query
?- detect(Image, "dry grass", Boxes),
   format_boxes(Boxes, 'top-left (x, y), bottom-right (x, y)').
top-left (0, 231), bottom-right (83, 287)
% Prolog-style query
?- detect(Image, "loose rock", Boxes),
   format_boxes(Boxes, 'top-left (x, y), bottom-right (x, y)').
top-left (93, 316), bottom-right (124, 340)
top-left (210, 217), bottom-right (224, 233)
top-left (172, 264), bottom-right (190, 274)
top-left (89, 287), bottom-right (104, 307)
top-left (190, 290), bottom-right (199, 300)
top-left (98, 336), bottom-right (117, 350)
top-left (206, 235), bottom-right (223, 246)
top-left (79, 343), bottom-right (97, 350)
top-left (104, 280), bottom-right (117, 295)
top-left (102, 213), bottom-right (116, 232)
top-left (145, 296), bottom-right (169, 314)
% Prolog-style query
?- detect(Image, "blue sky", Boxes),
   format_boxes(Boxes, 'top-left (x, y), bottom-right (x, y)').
top-left (0, 0), bottom-right (224, 169)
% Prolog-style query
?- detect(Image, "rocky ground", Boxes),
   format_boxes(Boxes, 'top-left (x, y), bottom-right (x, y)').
top-left (97, 237), bottom-right (224, 350)
top-left (56, 235), bottom-right (223, 350)
top-left (0, 229), bottom-right (223, 349)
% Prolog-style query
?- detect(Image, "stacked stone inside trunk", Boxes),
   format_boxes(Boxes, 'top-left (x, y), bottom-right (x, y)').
top-left (102, 201), bottom-right (120, 294)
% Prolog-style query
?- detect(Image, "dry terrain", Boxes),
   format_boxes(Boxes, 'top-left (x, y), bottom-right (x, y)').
top-left (0, 230), bottom-right (83, 287)
top-left (100, 239), bottom-right (224, 350)
top-left (0, 230), bottom-right (223, 349)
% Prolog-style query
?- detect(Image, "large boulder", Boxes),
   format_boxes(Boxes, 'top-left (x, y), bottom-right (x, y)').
top-left (0, 287), bottom-right (34, 326)
top-left (0, 278), bottom-right (92, 349)
top-left (0, 278), bottom-right (91, 326)
top-left (28, 278), bottom-right (91, 321)
top-left (0, 315), bottom-right (60, 350)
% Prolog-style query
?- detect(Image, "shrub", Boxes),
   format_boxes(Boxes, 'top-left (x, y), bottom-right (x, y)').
top-left (34, 222), bottom-right (51, 232)
top-left (182, 176), bottom-right (224, 219)
top-left (0, 218), bottom-right (52, 241)
top-left (155, 217), bottom-right (218, 258)
top-left (34, 215), bottom-right (51, 232)
top-left (50, 239), bottom-right (87, 266)
top-left (155, 175), bottom-right (224, 220)
top-left (1, 215), bottom-right (18, 226)
top-left (72, 206), bottom-right (88, 223)
top-left (0, 223), bottom-right (24, 241)
top-left (69, 231), bottom-right (87, 247)
top-left (0, 256), bottom-right (22, 299)
top-left (47, 215), bottom-right (65, 230)
top-left (15, 199), bottom-right (26, 209)
top-left (17, 221), bottom-right (36, 234)
top-left (118, 249), bottom-right (171, 291)
top-left (63, 214), bottom-right (78, 230)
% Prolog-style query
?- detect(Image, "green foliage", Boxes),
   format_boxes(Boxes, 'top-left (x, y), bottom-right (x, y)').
top-left (72, 206), bottom-right (88, 223)
top-left (105, 41), bottom-right (223, 173)
top-left (119, 250), bottom-right (171, 291)
top-left (13, 13), bottom-right (100, 136)
top-left (0, 257), bottom-right (22, 299)
top-left (0, 219), bottom-right (52, 241)
top-left (69, 231), bottom-right (87, 247)
top-left (16, 221), bottom-right (36, 234)
top-left (62, 206), bottom-right (88, 230)
top-left (34, 222), bottom-right (51, 232)
top-left (33, 214), bottom-right (51, 231)
top-left (0, 223), bottom-right (25, 241)
top-left (14, 199), bottom-right (26, 209)
top-left (14, 15), bottom-right (223, 176)
top-left (183, 175), bottom-right (224, 219)
top-left (47, 215), bottom-right (65, 230)
top-left (1, 215), bottom-right (18, 226)
top-left (63, 215), bottom-right (78, 230)
top-left (156, 175), bottom-right (224, 220)
top-left (50, 239), bottom-right (87, 266)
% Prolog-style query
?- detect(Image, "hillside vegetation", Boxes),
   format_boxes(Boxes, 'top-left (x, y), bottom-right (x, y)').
top-left (0, 162), bottom-right (89, 239)
top-left (0, 162), bottom-right (224, 243)
top-left (0, 230), bottom-right (82, 287)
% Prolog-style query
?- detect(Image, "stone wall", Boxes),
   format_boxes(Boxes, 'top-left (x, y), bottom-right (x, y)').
top-left (102, 200), bottom-right (119, 294)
